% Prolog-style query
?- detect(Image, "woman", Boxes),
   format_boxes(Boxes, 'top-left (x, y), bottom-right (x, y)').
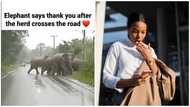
top-left (103, 12), bottom-right (160, 105)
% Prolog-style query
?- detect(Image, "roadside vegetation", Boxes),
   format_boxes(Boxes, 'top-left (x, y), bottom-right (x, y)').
top-left (2, 30), bottom-right (94, 86)
top-left (1, 30), bottom-right (29, 76)
top-left (57, 38), bottom-right (94, 86)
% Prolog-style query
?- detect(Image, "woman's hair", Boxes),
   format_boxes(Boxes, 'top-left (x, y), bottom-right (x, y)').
top-left (127, 12), bottom-right (146, 28)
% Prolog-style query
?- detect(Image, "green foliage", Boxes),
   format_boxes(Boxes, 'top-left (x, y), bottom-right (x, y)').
top-left (57, 38), bottom-right (94, 86)
top-left (30, 43), bottom-right (55, 59)
top-left (71, 39), bottom-right (83, 56)
top-left (1, 30), bottom-right (28, 64)
top-left (1, 64), bottom-right (17, 75)
top-left (70, 69), bottom-right (94, 86)
top-left (1, 30), bottom-right (28, 74)
top-left (70, 60), bottom-right (94, 86)
top-left (57, 39), bottom-right (83, 57)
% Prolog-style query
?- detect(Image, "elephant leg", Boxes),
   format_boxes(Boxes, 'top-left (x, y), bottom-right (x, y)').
top-left (50, 68), bottom-right (55, 76)
top-left (64, 67), bottom-right (71, 75)
top-left (47, 70), bottom-right (51, 76)
top-left (63, 63), bottom-right (72, 75)
top-left (47, 68), bottom-right (50, 75)
top-left (61, 70), bottom-right (64, 76)
top-left (57, 71), bottom-right (60, 76)
top-left (54, 65), bottom-right (59, 76)
top-left (57, 69), bottom-right (61, 76)
top-left (35, 68), bottom-right (39, 75)
top-left (41, 67), bottom-right (46, 75)
top-left (62, 68), bottom-right (67, 76)
top-left (67, 67), bottom-right (72, 75)
top-left (60, 64), bottom-right (67, 76)
top-left (51, 70), bottom-right (56, 76)
top-left (55, 69), bottom-right (59, 76)
top-left (27, 67), bottom-right (33, 74)
top-left (63, 68), bottom-right (66, 75)
top-left (68, 64), bottom-right (73, 75)
top-left (49, 65), bottom-right (54, 76)
top-left (47, 67), bottom-right (52, 76)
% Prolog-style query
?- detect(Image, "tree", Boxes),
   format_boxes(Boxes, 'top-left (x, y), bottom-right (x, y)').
top-left (1, 30), bottom-right (28, 65)
top-left (30, 43), bottom-right (54, 58)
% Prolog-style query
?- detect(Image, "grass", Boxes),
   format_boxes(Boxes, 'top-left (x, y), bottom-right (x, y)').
top-left (70, 69), bottom-right (94, 86)
top-left (1, 64), bottom-right (17, 76)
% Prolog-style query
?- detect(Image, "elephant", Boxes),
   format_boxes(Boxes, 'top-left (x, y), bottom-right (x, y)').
top-left (42, 53), bottom-right (74, 76)
top-left (72, 57), bottom-right (83, 71)
top-left (27, 56), bottom-right (48, 75)
top-left (41, 56), bottom-right (53, 75)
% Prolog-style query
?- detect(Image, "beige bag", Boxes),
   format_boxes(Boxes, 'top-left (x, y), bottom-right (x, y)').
top-left (155, 59), bottom-right (176, 101)
top-left (121, 59), bottom-right (176, 105)
top-left (120, 61), bottom-right (161, 105)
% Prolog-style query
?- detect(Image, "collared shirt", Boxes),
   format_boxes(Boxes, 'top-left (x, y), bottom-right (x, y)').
top-left (103, 38), bottom-right (157, 91)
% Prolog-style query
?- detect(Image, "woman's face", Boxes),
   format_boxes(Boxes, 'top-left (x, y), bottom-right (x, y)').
top-left (128, 21), bottom-right (147, 44)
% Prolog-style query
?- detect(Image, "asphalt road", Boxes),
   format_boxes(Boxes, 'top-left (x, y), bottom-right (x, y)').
top-left (1, 65), bottom-right (94, 106)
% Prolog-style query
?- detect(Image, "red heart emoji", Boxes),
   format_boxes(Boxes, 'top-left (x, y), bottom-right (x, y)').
top-left (82, 20), bottom-right (90, 27)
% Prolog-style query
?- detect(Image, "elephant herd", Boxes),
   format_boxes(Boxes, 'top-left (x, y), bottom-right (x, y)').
top-left (27, 53), bottom-right (82, 76)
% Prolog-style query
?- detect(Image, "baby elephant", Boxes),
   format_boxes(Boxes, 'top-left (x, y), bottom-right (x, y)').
top-left (27, 56), bottom-right (48, 75)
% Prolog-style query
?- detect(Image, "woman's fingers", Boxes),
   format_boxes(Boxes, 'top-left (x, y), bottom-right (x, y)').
top-left (136, 46), bottom-right (146, 58)
top-left (141, 72), bottom-right (151, 80)
top-left (136, 42), bottom-right (147, 49)
top-left (136, 42), bottom-right (153, 61)
top-left (133, 73), bottom-right (141, 79)
top-left (132, 71), bottom-right (152, 86)
top-left (131, 76), bottom-right (145, 86)
top-left (136, 45), bottom-right (145, 56)
top-left (136, 43), bottom-right (146, 53)
top-left (136, 78), bottom-right (145, 85)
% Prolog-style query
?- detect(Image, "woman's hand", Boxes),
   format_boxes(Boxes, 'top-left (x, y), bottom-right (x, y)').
top-left (129, 74), bottom-right (145, 86)
top-left (136, 42), bottom-right (153, 61)
top-left (116, 72), bottom-right (151, 88)
top-left (129, 72), bottom-right (151, 86)
top-left (136, 42), bottom-right (158, 75)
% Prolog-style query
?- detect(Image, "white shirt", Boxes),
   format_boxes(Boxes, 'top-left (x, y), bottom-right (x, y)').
top-left (103, 38), bottom-right (157, 91)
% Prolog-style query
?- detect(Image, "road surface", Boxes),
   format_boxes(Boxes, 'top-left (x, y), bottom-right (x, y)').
top-left (1, 65), bottom-right (94, 106)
